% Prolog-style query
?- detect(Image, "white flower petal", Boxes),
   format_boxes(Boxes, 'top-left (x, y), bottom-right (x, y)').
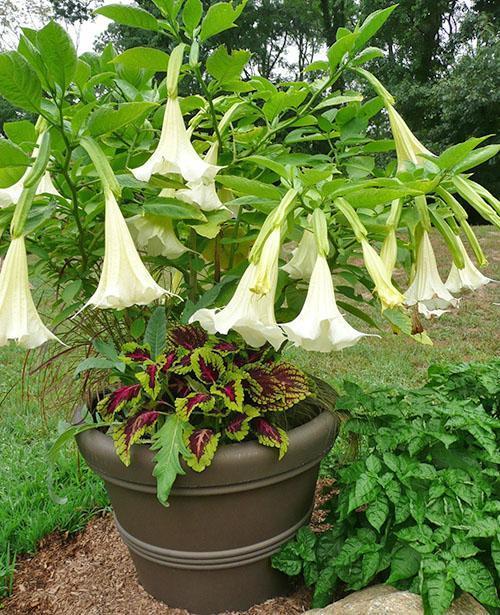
top-left (445, 236), bottom-right (496, 293)
top-left (127, 214), bottom-right (188, 260)
top-left (282, 230), bottom-right (317, 280)
top-left (0, 237), bottom-right (60, 348)
top-left (83, 191), bottom-right (169, 310)
top-left (362, 240), bottom-right (404, 310)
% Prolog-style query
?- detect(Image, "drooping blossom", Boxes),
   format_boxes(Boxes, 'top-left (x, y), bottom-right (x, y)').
top-left (445, 235), bottom-right (496, 294)
top-left (282, 229), bottom-right (317, 280)
top-left (404, 231), bottom-right (459, 318)
top-left (127, 214), bottom-right (188, 259)
top-left (386, 105), bottom-right (434, 173)
top-left (0, 167), bottom-right (62, 209)
top-left (0, 236), bottom-right (60, 348)
top-left (130, 96), bottom-right (221, 184)
top-left (282, 254), bottom-right (374, 352)
top-left (82, 190), bottom-right (168, 310)
top-left (361, 239), bottom-right (405, 310)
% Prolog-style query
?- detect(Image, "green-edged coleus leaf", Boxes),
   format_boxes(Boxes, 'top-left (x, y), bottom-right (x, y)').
top-left (136, 363), bottom-right (161, 399)
top-left (112, 409), bottom-right (160, 466)
top-left (246, 365), bottom-right (284, 405)
top-left (175, 392), bottom-right (215, 420)
top-left (211, 372), bottom-right (244, 412)
top-left (184, 426), bottom-right (221, 472)
top-left (96, 383), bottom-right (142, 417)
top-left (120, 342), bottom-right (152, 365)
top-left (190, 347), bottom-right (225, 384)
top-left (252, 417), bottom-right (289, 460)
top-left (158, 350), bottom-right (177, 373)
top-left (271, 362), bottom-right (310, 410)
top-left (225, 407), bottom-right (259, 441)
top-left (169, 323), bottom-right (208, 350)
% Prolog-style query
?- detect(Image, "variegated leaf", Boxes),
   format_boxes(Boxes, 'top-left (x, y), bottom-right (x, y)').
top-left (169, 323), bottom-right (208, 350)
top-left (252, 417), bottom-right (289, 460)
top-left (184, 427), bottom-right (221, 472)
top-left (96, 383), bottom-right (142, 417)
top-left (211, 372), bottom-right (244, 412)
top-left (270, 362), bottom-right (310, 410)
top-left (136, 363), bottom-right (161, 400)
top-left (175, 392), bottom-right (215, 420)
top-left (225, 414), bottom-right (251, 441)
top-left (112, 410), bottom-right (160, 466)
top-left (120, 342), bottom-right (152, 364)
top-left (191, 347), bottom-right (225, 384)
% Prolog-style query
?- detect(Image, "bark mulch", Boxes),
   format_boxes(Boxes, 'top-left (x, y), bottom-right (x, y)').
top-left (2, 480), bottom-right (336, 615)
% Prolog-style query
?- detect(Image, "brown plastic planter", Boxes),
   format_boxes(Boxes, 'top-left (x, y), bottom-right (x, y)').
top-left (76, 408), bottom-right (338, 615)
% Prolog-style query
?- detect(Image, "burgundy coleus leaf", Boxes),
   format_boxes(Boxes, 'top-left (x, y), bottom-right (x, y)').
top-left (252, 417), bottom-right (289, 460)
top-left (112, 410), bottom-right (160, 466)
top-left (175, 392), bottom-right (215, 420)
top-left (191, 348), bottom-right (225, 384)
top-left (213, 341), bottom-right (238, 353)
top-left (168, 375), bottom-right (191, 398)
top-left (184, 427), bottom-right (220, 472)
top-left (136, 363), bottom-right (161, 400)
top-left (97, 384), bottom-right (142, 417)
top-left (211, 372), bottom-right (244, 412)
top-left (245, 366), bottom-right (284, 405)
top-left (169, 324), bottom-right (208, 350)
top-left (120, 343), bottom-right (152, 364)
top-left (225, 414), bottom-right (252, 442)
top-left (269, 363), bottom-right (310, 411)
top-left (160, 351), bottom-right (176, 373)
top-left (233, 348), bottom-right (266, 368)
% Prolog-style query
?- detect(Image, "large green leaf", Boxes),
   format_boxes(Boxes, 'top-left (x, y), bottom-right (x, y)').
top-left (143, 197), bottom-right (207, 221)
top-left (143, 306), bottom-right (167, 358)
top-left (353, 5), bottom-right (397, 52)
top-left (87, 102), bottom-right (157, 136)
top-left (0, 139), bottom-right (31, 169)
top-left (206, 46), bottom-right (251, 84)
top-left (453, 559), bottom-right (500, 607)
top-left (387, 545), bottom-right (421, 584)
top-left (95, 4), bottom-right (160, 31)
top-left (0, 51), bottom-right (42, 112)
top-left (216, 174), bottom-right (282, 200)
top-left (200, 1), bottom-right (246, 42)
top-left (3, 120), bottom-right (36, 147)
top-left (434, 136), bottom-right (490, 171)
top-left (182, 0), bottom-right (203, 34)
top-left (151, 414), bottom-right (191, 506)
top-left (36, 21), bottom-right (77, 90)
top-left (112, 47), bottom-right (169, 73)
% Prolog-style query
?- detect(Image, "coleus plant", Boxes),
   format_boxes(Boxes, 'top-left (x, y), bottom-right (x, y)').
top-left (75, 309), bottom-right (311, 504)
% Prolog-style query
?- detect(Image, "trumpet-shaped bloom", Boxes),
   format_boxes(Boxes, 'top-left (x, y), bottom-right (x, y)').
top-left (0, 170), bottom-right (62, 209)
top-left (83, 191), bottom-right (168, 310)
top-left (387, 105), bottom-right (434, 173)
top-left (282, 230), bottom-right (317, 280)
top-left (127, 214), bottom-right (188, 260)
top-left (361, 240), bottom-right (405, 310)
top-left (445, 236), bottom-right (496, 294)
top-left (380, 229), bottom-right (398, 277)
top-left (404, 231), bottom-right (459, 318)
top-left (131, 97), bottom-right (221, 184)
top-left (176, 142), bottom-right (226, 212)
top-left (189, 259), bottom-right (285, 350)
top-left (282, 255), bottom-right (374, 352)
top-left (250, 228), bottom-right (281, 296)
top-left (0, 237), bottom-right (59, 348)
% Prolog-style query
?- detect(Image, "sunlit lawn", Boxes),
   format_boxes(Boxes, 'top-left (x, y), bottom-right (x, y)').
top-left (0, 225), bottom-right (498, 598)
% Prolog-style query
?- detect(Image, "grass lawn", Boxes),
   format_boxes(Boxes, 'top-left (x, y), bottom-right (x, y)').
top-left (0, 226), bottom-right (498, 598)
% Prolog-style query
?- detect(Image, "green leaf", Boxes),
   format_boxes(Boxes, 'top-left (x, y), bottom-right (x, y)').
top-left (387, 545), bottom-right (421, 583)
top-left (182, 0), bottom-right (203, 34)
top-left (0, 139), bottom-right (30, 169)
top-left (454, 144), bottom-right (500, 174)
top-left (339, 187), bottom-right (420, 208)
top-left (353, 5), bottom-right (398, 52)
top-left (422, 572), bottom-right (455, 615)
top-left (74, 357), bottom-right (121, 378)
top-left (200, 1), bottom-right (246, 42)
top-left (143, 307), bottom-right (167, 359)
top-left (350, 47), bottom-right (385, 67)
top-left (61, 279), bottom-right (82, 305)
top-left (434, 136), bottom-right (490, 171)
top-left (87, 102), bottom-right (157, 136)
top-left (452, 559), bottom-right (499, 607)
top-left (143, 196), bottom-right (207, 221)
top-left (95, 4), bottom-right (160, 31)
top-left (327, 32), bottom-right (357, 73)
top-left (0, 51), bottom-right (42, 112)
top-left (272, 542), bottom-right (303, 577)
top-left (3, 120), bottom-right (36, 146)
top-left (184, 426), bottom-right (220, 471)
top-left (151, 414), bottom-right (191, 506)
top-left (216, 174), bottom-right (282, 200)
top-left (366, 495), bottom-right (389, 531)
top-left (206, 46), bottom-right (251, 84)
top-left (112, 47), bottom-right (169, 73)
top-left (348, 473), bottom-right (378, 512)
top-left (36, 21), bottom-right (77, 90)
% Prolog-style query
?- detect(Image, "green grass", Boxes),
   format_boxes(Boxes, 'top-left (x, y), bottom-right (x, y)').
top-left (0, 226), bottom-right (498, 599)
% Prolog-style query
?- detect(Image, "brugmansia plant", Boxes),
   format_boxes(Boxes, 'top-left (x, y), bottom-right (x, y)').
top-left (0, 2), bottom-right (498, 502)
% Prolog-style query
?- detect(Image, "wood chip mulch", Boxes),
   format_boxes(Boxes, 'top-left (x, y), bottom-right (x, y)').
top-left (2, 480), bottom-right (335, 615)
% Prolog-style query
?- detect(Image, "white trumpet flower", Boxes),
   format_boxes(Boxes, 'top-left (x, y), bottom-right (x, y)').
top-left (131, 97), bottom-right (221, 184)
top-left (190, 230), bottom-right (284, 349)
top-left (404, 231), bottom-right (459, 318)
top-left (282, 255), bottom-right (374, 352)
top-left (361, 240), bottom-right (405, 310)
top-left (127, 214), bottom-right (188, 260)
top-left (380, 229), bottom-right (398, 277)
top-left (83, 190), bottom-right (169, 310)
top-left (387, 105), bottom-right (434, 173)
top-left (445, 236), bottom-right (496, 294)
top-left (176, 142), bottom-right (226, 212)
top-left (0, 237), bottom-right (60, 348)
top-left (282, 229), bottom-right (317, 280)
top-left (0, 170), bottom-right (62, 209)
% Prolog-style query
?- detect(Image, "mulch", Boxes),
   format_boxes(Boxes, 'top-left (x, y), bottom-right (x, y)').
top-left (2, 480), bottom-right (336, 615)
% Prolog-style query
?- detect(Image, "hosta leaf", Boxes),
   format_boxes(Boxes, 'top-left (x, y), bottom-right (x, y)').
top-left (184, 427), bottom-right (220, 472)
top-left (175, 392), bottom-right (215, 420)
top-left (252, 418), bottom-right (289, 459)
top-left (112, 410), bottom-right (160, 466)
top-left (151, 414), bottom-right (191, 506)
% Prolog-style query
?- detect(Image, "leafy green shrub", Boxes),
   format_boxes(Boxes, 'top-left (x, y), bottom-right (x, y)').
top-left (273, 359), bottom-right (500, 614)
